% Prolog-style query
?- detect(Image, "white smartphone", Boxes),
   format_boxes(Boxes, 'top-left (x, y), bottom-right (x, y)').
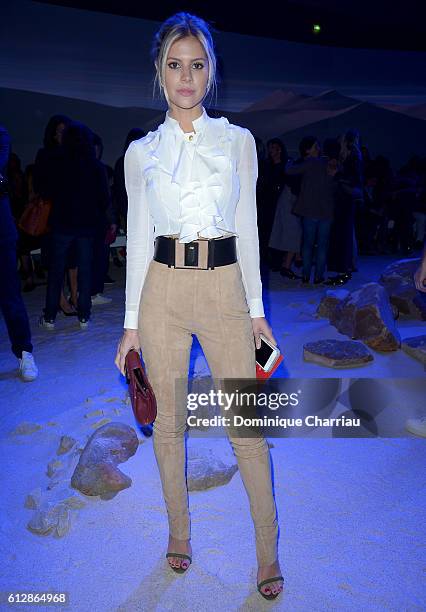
top-left (255, 334), bottom-right (281, 372)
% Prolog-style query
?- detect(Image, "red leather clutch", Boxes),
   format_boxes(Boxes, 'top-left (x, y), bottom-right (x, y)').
top-left (124, 349), bottom-right (157, 426)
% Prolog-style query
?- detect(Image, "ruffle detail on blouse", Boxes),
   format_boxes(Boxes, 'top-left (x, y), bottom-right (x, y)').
top-left (142, 115), bottom-right (234, 243)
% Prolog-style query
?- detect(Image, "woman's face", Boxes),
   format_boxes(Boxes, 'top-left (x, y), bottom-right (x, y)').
top-left (306, 141), bottom-right (320, 158)
top-left (163, 35), bottom-right (209, 111)
top-left (268, 143), bottom-right (281, 160)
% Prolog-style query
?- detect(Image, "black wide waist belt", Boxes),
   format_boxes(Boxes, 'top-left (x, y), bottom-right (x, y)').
top-left (153, 235), bottom-right (237, 270)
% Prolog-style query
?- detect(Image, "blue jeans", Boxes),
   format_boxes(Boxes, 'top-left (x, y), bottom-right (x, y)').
top-left (302, 217), bottom-right (332, 281)
top-left (44, 232), bottom-right (94, 321)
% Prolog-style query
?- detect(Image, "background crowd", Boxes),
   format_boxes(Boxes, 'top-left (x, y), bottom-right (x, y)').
top-left (1, 112), bottom-right (426, 380)
top-left (256, 131), bottom-right (426, 285)
top-left (4, 115), bottom-right (146, 329)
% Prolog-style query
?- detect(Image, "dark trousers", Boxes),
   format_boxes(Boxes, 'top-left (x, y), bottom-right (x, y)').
top-left (44, 232), bottom-right (94, 321)
top-left (0, 239), bottom-right (33, 358)
top-left (302, 217), bottom-right (332, 280)
top-left (327, 196), bottom-right (355, 273)
top-left (91, 229), bottom-right (110, 296)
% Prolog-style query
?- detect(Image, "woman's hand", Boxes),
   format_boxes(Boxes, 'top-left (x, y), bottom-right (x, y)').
top-left (251, 317), bottom-right (277, 349)
top-left (114, 329), bottom-right (141, 376)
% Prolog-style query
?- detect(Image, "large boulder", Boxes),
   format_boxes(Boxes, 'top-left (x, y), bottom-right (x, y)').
top-left (71, 422), bottom-right (138, 498)
top-left (303, 339), bottom-right (374, 368)
top-left (379, 258), bottom-right (426, 320)
top-left (316, 289), bottom-right (350, 319)
top-left (330, 282), bottom-right (401, 351)
top-left (187, 442), bottom-right (238, 491)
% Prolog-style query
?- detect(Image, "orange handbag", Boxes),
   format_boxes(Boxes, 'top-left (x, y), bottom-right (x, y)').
top-left (18, 196), bottom-right (52, 236)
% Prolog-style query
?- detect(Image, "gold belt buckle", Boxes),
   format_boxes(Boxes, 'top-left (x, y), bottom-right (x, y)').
top-left (174, 239), bottom-right (209, 269)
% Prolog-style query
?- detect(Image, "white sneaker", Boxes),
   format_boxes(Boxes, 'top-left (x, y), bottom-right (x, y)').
top-left (79, 318), bottom-right (89, 330)
top-left (405, 416), bottom-right (426, 438)
top-left (38, 314), bottom-right (55, 330)
top-left (18, 351), bottom-right (39, 381)
top-left (91, 293), bottom-right (112, 306)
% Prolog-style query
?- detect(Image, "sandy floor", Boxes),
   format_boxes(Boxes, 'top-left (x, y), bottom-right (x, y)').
top-left (0, 254), bottom-right (425, 611)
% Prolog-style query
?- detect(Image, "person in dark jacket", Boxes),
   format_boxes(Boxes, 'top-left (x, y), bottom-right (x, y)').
top-left (113, 128), bottom-right (146, 229)
top-left (39, 121), bottom-right (111, 329)
top-left (285, 136), bottom-right (339, 284)
top-left (111, 128), bottom-right (146, 269)
top-left (34, 114), bottom-right (78, 313)
top-left (90, 133), bottom-right (118, 304)
top-left (0, 125), bottom-right (38, 381)
top-left (33, 115), bottom-right (71, 196)
top-left (257, 137), bottom-right (288, 267)
top-left (326, 129), bottom-right (364, 285)
top-left (7, 154), bottom-right (40, 291)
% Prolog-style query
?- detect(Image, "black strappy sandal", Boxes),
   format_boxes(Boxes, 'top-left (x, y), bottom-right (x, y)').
top-left (257, 575), bottom-right (284, 600)
top-left (280, 267), bottom-right (302, 280)
top-left (165, 552), bottom-right (192, 574)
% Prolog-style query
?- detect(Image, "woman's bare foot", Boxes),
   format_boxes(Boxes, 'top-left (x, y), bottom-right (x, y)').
top-left (167, 535), bottom-right (192, 571)
top-left (257, 559), bottom-right (284, 597)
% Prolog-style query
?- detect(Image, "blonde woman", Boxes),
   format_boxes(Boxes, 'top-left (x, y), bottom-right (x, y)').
top-left (114, 12), bottom-right (283, 600)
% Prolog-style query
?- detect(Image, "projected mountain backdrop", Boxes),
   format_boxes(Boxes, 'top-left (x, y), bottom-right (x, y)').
top-left (1, 1), bottom-right (425, 168)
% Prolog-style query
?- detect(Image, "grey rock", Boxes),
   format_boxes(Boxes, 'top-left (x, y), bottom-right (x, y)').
top-left (56, 435), bottom-right (77, 455)
top-left (47, 448), bottom-right (82, 490)
top-left (25, 485), bottom-right (86, 538)
top-left (187, 445), bottom-right (238, 491)
top-left (61, 494), bottom-right (87, 509)
top-left (329, 282), bottom-right (401, 351)
top-left (27, 502), bottom-right (70, 537)
top-left (304, 339), bottom-right (374, 368)
top-left (24, 487), bottom-right (43, 509)
top-left (11, 422), bottom-right (42, 436)
top-left (316, 289), bottom-right (350, 319)
top-left (27, 502), bottom-right (58, 535)
top-left (46, 459), bottom-right (63, 478)
top-left (379, 257), bottom-right (426, 320)
top-left (188, 404), bottom-right (220, 431)
top-left (71, 422), bottom-right (138, 498)
top-left (48, 485), bottom-right (88, 510)
top-left (401, 335), bottom-right (426, 366)
top-left (55, 504), bottom-right (71, 537)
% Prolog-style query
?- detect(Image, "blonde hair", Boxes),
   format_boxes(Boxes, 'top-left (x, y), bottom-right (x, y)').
top-left (150, 12), bottom-right (218, 107)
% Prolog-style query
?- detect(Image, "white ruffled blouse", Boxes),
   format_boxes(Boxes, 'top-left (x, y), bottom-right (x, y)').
top-left (123, 105), bottom-right (264, 329)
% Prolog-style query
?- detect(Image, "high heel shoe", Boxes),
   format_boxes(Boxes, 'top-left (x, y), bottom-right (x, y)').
top-left (323, 273), bottom-right (350, 286)
top-left (257, 575), bottom-right (284, 600)
top-left (60, 302), bottom-right (78, 317)
top-left (280, 267), bottom-right (301, 280)
top-left (165, 552), bottom-right (192, 574)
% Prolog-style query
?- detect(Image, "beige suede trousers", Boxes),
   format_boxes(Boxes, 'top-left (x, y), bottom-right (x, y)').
top-left (137, 257), bottom-right (279, 566)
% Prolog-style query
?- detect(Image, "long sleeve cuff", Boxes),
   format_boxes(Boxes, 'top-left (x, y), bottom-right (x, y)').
top-left (123, 311), bottom-right (139, 330)
top-left (248, 298), bottom-right (265, 318)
